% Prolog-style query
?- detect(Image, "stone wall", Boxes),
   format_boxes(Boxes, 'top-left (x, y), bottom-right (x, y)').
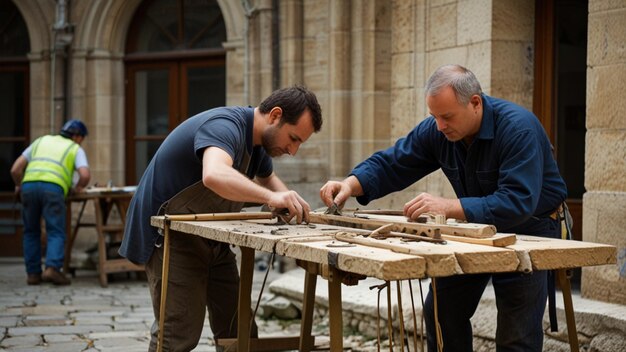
top-left (582, 0), bottom-right (626, 305)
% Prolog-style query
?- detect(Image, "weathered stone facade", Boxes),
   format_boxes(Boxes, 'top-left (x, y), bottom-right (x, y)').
top-left (582, 1), bottom-right (626, 305)
top-left (11, 0), bottom-right (625, 308)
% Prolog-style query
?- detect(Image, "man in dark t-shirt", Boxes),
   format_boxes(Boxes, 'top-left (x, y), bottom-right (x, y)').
top-left (120, 86), bottom-right (322, 351)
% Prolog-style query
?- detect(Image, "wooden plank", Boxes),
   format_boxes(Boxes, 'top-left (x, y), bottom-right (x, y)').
top-left (101, 258), bottom-right (144, 273)
top-left (330, 232), bottom-right (519, 277)
top-left (509, 235), bottom-right (616, 270)
top-left (216, 336), bottom-right (324, 351)
top-left (151, 217), bottom-right (337, 253)
top-left (440, 233), bottom-right (517, 247)
top-left (309, 212), bottom-right (496, 238)
top-left (276, 235), bottom-right (427, 280)
top-left (237, 247), bottom-right (254, 352)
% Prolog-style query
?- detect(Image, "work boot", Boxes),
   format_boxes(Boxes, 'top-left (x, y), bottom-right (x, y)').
top-left (42, 267), bottom-right (71, 285)
top-left (27, 273), bottom-right (41, 285)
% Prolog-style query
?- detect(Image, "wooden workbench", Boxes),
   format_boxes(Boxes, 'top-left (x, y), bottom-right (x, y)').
top-left (151, 213), bottom-right (616, 351)
top-left (65, 187), bottom-right (143, 287)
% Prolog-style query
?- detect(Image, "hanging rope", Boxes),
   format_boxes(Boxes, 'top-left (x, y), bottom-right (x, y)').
top-left (408, 280), bottom-right (419, 352)
top-left (370, 282), bottom-right (389, 352)
top-left (432, 278), bottom-right (444, 352)
top-left (418, 279), bottom-right (426, 352)
top-left (386, 280), bottom-right (394, 351)
top-left (396, 281), bottom-right (406, 351)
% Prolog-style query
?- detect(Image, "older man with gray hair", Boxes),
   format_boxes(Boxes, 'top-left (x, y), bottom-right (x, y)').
top-left (320, 64), bottom-right (567, 351)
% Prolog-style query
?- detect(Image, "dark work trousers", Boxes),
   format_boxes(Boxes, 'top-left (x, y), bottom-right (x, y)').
top-left (424, 270), bottom-right (548, 352)
top-left (145, 230), bottom-right (258, 352)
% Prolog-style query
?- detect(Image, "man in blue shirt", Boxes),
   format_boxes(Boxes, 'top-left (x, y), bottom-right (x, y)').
top-left (320, 65), bottom-right (567, 351)
top-left (120, 86), bottom-right (322, 351)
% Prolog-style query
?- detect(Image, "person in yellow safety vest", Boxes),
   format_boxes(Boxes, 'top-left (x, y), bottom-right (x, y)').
top-left (10, 119), bottom-right (91, 286)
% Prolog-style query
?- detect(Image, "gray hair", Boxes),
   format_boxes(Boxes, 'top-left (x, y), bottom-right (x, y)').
top-left (425, 64), bottom-right (482, 105)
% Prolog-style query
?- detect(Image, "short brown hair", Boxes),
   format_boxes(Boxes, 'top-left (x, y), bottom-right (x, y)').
top-left (259, 85), bottom-right (323, 132)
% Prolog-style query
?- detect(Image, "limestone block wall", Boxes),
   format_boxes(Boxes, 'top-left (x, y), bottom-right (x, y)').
top-left (363, 0), bottom-right (534, 211)
top-left (271, 0), bottom-right (393, 210)
top-left (582, 0), bottom-right (626, 305)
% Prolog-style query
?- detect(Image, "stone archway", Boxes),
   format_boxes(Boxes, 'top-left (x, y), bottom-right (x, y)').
top-left (68, 0), bottom-right (247, 184)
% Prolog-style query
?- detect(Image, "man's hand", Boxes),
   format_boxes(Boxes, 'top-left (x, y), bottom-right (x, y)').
top-left (403, 192), bottom-right (465, 221)
top-left (319, 176), bottom-right (363, 209)
top-left (268, 190), bottom-right (311, 224)
top-left (72, 185), bottom-right (86, 195)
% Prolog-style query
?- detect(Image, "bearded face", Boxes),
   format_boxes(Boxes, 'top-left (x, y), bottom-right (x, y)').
top-left (261, 124), bottom-right (286, 157)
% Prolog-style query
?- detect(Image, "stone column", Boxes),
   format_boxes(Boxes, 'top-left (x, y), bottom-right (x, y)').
top-left (348, 0), bottom-right (391, 167)
top-left (224, 40), bottom-right (246, 106)
top-left (327, 0), bottom-right (352, 178)
top-left (582, 1), bottom-right (626, 305)
top-left (246, 0), bottom-right (274, 104)
top-left (74, 49), bottom-right (125, 186)
top-left (280, 0), bottom-right (304, 85)
top-left (28, 51), bottom-right (53, 138)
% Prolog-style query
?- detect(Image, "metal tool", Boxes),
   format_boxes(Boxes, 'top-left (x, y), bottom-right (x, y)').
top-left (324, 202), bottom-right (342, 216)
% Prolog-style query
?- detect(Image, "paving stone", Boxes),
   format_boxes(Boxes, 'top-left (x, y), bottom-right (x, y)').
top-left (45, 341), bottom-right (91, 351)
top-left (112, 322), bottom-right (148, 331)
top-left (114, 316), bottom-right (148, 324)
top-left (0, 316), bottom-right (19, 327)
top-left (3, 346), bottom-right (47, 352)
top-left (87, 330), bottom-right (149, 339)
top-left (23, 318), bottom-right (70, 326)
top-left (0, 334), bottom-right (42, 347)
top-left (74, 316), bottom-right (114, 325)
top-left (92, 336), bottom-right (149, 352)
top-left (9, 324), bottom-right (112, 336)
top-left (44, 333), bottom-right (86, 342)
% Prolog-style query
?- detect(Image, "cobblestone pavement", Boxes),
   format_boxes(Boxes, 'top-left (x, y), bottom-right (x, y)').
top-left (0, 257), bottom-right (388, 352)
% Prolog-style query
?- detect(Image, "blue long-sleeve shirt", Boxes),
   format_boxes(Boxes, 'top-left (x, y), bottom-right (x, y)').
top-left (351, 94), bottom-right (567, 236)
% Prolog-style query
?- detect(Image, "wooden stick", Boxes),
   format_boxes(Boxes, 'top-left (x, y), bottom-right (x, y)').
top-left (379, 231), bottom-right (447, 244)
top-left (157, 220), bottom-right (171, 352)
top-left (557, 269), bottom-right (580, 352)
top-left (310, 212), bottom-right (496, 238)
top-left (440, 233), bottom-right (516, 247)
top-left (164, 212), bottom-right (274, 221)
top-left (354, 209), bottom-right (405, 216)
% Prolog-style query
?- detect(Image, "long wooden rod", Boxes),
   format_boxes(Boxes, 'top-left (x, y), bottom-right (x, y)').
top-left (157, 220), bottom-right (171, 352)
top-left (164, 212), bottom-right (274, 221)
top-left (310, 212), bottom-right (496, 238)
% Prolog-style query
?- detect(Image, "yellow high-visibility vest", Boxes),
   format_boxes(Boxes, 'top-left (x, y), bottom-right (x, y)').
top-left (22, 135), bottom-right (79, 196)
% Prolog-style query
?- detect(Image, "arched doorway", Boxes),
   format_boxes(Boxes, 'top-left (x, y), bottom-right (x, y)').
top-left (124, 0), bottom-right (227, 184)
top-left (0, 0), bottom-right (30, 256)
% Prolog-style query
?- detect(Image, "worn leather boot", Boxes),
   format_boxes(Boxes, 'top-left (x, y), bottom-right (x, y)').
top-left (42, 267), bottom-right (71, 285)
top-left (27, 273), bottom-right (41, 285)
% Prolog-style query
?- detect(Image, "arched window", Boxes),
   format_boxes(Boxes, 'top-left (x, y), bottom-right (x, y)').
top-left (0, 0), bottom-right (30, 253)
top-left (0, 0), bottom-right (30, 192)
top-left (125, 0), bottom-right (227, 183)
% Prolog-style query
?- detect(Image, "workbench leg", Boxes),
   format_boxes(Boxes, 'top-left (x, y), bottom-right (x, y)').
top-left (299, 270), bottom-right (317, 352)
top-left (63, 200), bottom-right (73, 274)
top-left (238, 247), bottom-right (255, 352)
top-left (328, 266), bottom-right (343, 351)
top-left (557, 269), bottom-right (580, 352)
top-left (157, 222), bottom-right (171, 352)
top-left (94, 199), bottom-right (108, 287)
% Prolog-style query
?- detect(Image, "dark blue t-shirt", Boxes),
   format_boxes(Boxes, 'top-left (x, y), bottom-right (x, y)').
top-left (351, 94), bottom-right (567, 236)
top-left (119, 107), bottom-right (272, 263)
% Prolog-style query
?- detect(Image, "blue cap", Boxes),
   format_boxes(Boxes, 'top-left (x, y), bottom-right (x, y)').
top-left (60, 119), bottom-right (88, 137)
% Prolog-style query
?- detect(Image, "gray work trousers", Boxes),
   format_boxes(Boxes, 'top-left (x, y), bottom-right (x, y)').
top-left (146, 230), bottom-right (258, 352)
